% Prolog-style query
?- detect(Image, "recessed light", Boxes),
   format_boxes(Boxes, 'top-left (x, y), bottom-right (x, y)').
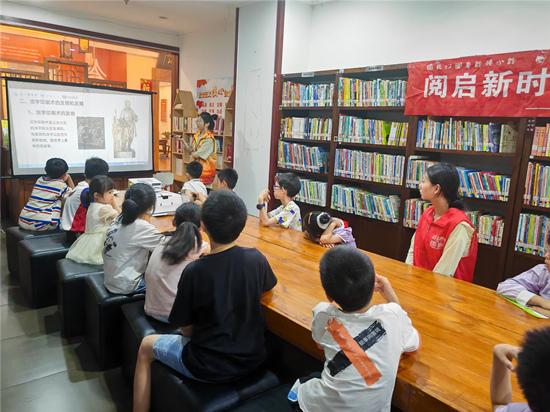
top-left (159, 16), bottom-right (168, 20)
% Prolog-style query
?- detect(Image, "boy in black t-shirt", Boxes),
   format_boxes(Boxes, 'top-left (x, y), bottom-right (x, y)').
top-left (133, 190), bottom-right (277, 412)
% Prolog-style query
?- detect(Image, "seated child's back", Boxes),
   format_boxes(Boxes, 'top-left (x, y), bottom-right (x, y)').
top-left (19, 158), bottom-right (73, 231)
top-left (144, 203), bottom-right (208, 322)
top-left (292, 247), bottom-right (419, 412)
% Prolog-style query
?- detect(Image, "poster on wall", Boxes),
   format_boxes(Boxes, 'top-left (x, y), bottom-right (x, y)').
top-left (405, 49), bottom-right (550, 117)
top-left (196, 78), bottom-right (233, 133)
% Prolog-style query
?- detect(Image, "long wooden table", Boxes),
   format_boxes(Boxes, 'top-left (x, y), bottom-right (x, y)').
top-left (151, 215), bottom-right (543, 412)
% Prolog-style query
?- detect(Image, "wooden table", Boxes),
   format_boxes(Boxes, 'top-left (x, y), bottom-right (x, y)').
top-left (151, 215), bottom-right (544, 412)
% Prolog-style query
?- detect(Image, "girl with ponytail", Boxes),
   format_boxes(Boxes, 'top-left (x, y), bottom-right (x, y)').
top-left (144, 203), bottom-right (209, 322)
top-left (66, 175), bottom-right (120, 265)
top-left (186, 111), bottom-right (219, 185)
top-left (103, 183), bottom-right (163, 294)
top-left (303, 211), bottom-right (356, 248)
top-left (406, 162), bottom-right (478, 282)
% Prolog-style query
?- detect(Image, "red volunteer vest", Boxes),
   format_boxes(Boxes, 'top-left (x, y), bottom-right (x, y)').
top-left (413, 206), bottom-right (478, 282)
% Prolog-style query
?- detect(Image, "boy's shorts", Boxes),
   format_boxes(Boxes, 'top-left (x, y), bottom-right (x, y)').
top-left (152, 334), bottom-right (199, 380)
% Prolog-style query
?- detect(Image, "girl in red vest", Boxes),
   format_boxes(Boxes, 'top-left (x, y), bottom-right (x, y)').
top-left (406, 163), bottom-right (478, 282)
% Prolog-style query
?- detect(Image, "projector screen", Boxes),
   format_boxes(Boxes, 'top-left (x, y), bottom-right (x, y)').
top-left (6, 79), bottom-right (153, 176)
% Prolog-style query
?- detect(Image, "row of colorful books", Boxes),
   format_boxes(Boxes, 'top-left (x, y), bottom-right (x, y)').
top-left (524, 162), bottom-right (550, 208)
top-left (337, 77), bottom-right (406, 107)
top-left (295, 179), bottom-right (327, 206)
top-left (277, 141), bottom-right (329, 173)
top-left (405, 158), bottom-right (511, 201)
top-left (281, 82), bottom-right (334, 107)
top-left (402, 198), bottom-right (504, 247)
top-left (515, 213), bottom-right (550, 257)
top-left (336, 115), bottom-right (408, 145)
top-left (531, 124), bottom-right (550, 157)
top-left (173, 116), bottom-right (195, 133)
top-left (416, 119), bottom-right (517, 153)
top-left (280, 117), bottom-right (332, 141)
top-left (331, 184), bottom-right (400, 223)
top-left (334, 149), bottom-right (405, 185)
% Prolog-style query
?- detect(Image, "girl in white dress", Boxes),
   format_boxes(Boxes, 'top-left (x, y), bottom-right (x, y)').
top-left (66, 176), bottom-right (120, 265)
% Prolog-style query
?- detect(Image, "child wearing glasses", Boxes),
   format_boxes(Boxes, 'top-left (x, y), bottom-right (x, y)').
top-left (257, 173), bottom-right (302, 231)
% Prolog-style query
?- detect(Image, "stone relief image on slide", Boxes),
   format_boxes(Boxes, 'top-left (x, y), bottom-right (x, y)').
top-left (77, 117), bottom-right (105, 150)
top-left (113, 100), bottom-right (138, 158)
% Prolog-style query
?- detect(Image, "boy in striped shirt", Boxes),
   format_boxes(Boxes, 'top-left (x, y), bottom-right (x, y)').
top-left (19, 158), bottom-right (74, 231)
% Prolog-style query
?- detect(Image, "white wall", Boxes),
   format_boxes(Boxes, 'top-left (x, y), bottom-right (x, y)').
top-left (234, 1), bottom-right (277, 215)
top-left (283, 1), bottom-right (550, 73)
top-left (1, 1), bottom-right (180, 47)
top-left (282, 1), bottom-right (311, 74)
top-left (179, 14), bottom-right (235, 97)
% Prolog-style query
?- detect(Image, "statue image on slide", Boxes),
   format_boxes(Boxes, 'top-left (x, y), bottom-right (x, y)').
top-left (113, 100), bottom-right (138, 158)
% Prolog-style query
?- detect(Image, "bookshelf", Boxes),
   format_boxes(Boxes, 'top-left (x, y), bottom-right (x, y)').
top-left (171, 90), bottom-right (198, 183)
top-left (269, 64), bottom-right (543, 289)
top-left (222, 91), bottom-right (235, 168)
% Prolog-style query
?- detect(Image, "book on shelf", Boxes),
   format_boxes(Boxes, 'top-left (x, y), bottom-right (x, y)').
top-left (524, 162), bottom-right (550, 208)
top-left (416, 118), bottom-right (517, 153)
top-left (337, 115), bottom-right (408, 145)
top-left (212, 117), bottom-right (225, 135)
top-left (338, 77), bottom-right (406, 107)
top-left (531, 124), bottom-right (550, 157)
top-left (173, 116), bottom-right (196, 133)
top-left (225, 142), bottom-right (233, 163)
top-left (515, 213), bottom-right (550, 257)
top-left (403, 198), bottom-right (430, 228)
top-left (465, 211), bottom-right (504, 247)
top-left (280, 117), bottom-right (332, 141)
top-left (331, 184), bottom-right (400, 223)
top-left (295, 178), bottom-right (327, 207)
top-left (406, 159), bottom-right (511, 201)
top-left (334, 149), bottom-right (405, 185)
top-left (281, 81), bottom-right (334, 107)
top-left (277, 141), bottom-right (329, 173)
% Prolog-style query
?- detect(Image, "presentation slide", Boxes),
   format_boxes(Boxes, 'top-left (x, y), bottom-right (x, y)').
top-left (7, 79), bottom-right (153, 176)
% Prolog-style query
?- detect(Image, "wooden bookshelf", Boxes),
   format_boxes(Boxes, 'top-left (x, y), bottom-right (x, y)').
top-left (171, 89), bottom-right (197, 183)
top-left (269, 65), bottom-right (544, 289)
top-left (221, 91), bottom-right (235, 168)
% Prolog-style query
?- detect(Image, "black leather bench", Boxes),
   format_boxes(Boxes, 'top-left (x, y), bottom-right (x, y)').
top-left (121, 300), bottom-right (178, 383)
top-left (151, 362), bottom-right (280, 412)
top-left (17, 233), bottom-right (69, 308)
top-left (231, 384), bottom-right (294, 411)
top-left (84, 273), bottom-right (145, 370)
top-left (57, 258), bottom-right (104, 338)
top-left (6, 226), bottom-right (63, 278)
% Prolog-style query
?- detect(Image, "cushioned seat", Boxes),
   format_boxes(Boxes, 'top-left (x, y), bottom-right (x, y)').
top-left (57, 258), bottom-right (104, 338)
top-left (231, 384), bottom-right (294, 412)
top-left (150, 362), bottom-right (280, 412)
top-left (17, 234), bottom-right (69, 308)
top-left (6, 226), bottom-right (63, 278)
top-left (84, 273), bottom-right (145, 370)
top-left (121, 300), bottom-right (179, 383)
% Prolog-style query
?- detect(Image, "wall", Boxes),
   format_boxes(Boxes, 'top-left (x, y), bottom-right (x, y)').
top-left (1, 1), bottom-right (180, 47)
top-left (283, 1), bottom-right (550, 73)
top-left (234, 1), bottom-right (277, 215)
top-left (179, 13), bottom-right (235, 98)
top-left (281, 1), bottom-right (311, 74)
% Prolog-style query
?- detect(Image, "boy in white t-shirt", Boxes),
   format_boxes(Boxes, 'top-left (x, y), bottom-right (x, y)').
top-left (181, 161), bottom-right (207, 203)
top-left (289, 246), bottom-right (420, 412)
top-left (257, 172), bottom-right (302, 231)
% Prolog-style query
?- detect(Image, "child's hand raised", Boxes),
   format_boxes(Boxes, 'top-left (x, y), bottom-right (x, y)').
top-left (258, 189), bottom-right (270, 204)
top-left (493, 344), bottom-right (520, 371)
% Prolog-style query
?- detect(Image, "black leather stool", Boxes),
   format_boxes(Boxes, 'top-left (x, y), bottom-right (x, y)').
top-left (17, 233), bottom-right (69, 308)
top-left (151, 362), bottom-right (280, 412)
top-left (57, 258), bottom-right (104, 338)
top-left (121, 300), bottom-right (178, 383)
top-left (6, 226), bottom-right (63, 278)
top-left (84, 273), bottom-right (145, 370)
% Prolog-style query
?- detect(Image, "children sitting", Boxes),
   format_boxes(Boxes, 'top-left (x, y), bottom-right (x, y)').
top-left (60, 157), bottom-right (109, 235)
top-left (181, 161), bottom-right (207, 203)
top-left (303, 211), bottom-right (356, 248)
top-left (257, 172), bottom-right (302, 231)
top-left (490, 327), bottom-right (550, 412)
top-left (192, 167), bottom-right (239, 205)
top-left (144, 203), bottom-right (209, 323)
top-left (66, 176), bottom-right (120, 265)
top-left (497, 233), bottom-right (550, 317)
top-left (103, 183), bottom-right (163, 295)
top-left (133, 191), bottom-right (277, 412)
top-left (288, 246), bottom-right (419, 412)
top-left (19, 158), bottom-right (75, 231)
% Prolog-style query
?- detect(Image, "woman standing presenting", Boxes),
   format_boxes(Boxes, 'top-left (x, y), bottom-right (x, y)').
top-left (406, 163), bottom-right (478, 282)
top-left (188, 112), bottom-right (218, 185)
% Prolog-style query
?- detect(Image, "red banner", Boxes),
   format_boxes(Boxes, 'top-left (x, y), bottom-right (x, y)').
top-left (405, 50), bottom-right (550, 117)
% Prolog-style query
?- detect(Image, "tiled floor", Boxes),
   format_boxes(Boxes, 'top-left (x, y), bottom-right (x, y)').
top-left (0, 231), bottom-right (131, 411)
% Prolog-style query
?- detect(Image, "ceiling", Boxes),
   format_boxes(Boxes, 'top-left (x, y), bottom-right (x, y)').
top-left (8, 0), bottom-right (252, 35)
